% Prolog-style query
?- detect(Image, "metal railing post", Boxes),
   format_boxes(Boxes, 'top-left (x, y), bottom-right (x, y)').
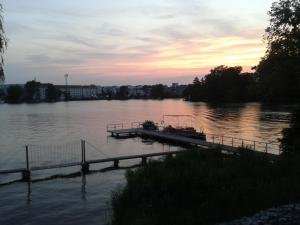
top-left (81, 140), bottom-right (86, 163)
top-left (212, 136), bottom-right (215, 144)
top-left (265, 143), bottom-right (268, 153)
top-left (232, 138), bottom-right (234, 147)
top-left (253, 141), bottom-right (256, 151)
top-left (221, 136), bottom-right (224, 145)
top-left (25, 145), bottom-right (29, 171)
top-left (242, 140), bottom-right (244, 148)
top-left (22, 145), bottom-right (31, 182)
top-left (81, 140), bottom-right (89, 173)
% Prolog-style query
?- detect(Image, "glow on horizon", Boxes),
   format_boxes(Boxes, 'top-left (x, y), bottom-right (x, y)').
top-left (3, 0), bottom-right (273, 85)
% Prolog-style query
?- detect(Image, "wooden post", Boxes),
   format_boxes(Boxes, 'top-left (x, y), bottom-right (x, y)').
top-left (25, 145), bottom-right (29, 171)
top-left (253, 141), bottom-right (256, 151)
top-left (22, 146), bottom-right (31, 182)
top-left (212, 136), bottom-right (215, 144)
top-left (81, 163), bottom-right (90, 174)
top-left (221, 136), bottom-right (224, 145)
top-left (83, 140), bottom-right (86, 163)
top-left (242, 140), bottom-right (244, 148)
top-left (81, 140), bottom-right (89, 173)
top-left (141, 157), bottom-right (147, 166)
top-left (81, 140), bottom-right (85, 163)
top-left (113, 160), bottom-right (119, 168)
top-left (265, 143), bottom-right (268, 153)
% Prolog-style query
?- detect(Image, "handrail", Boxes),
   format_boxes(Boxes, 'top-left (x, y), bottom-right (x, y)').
top-left (106, 123), bottom-right (124, 131)
top-left (131, 121), bottom-right (143, 128)
top-left (205, 133), bottom-right (280, 146)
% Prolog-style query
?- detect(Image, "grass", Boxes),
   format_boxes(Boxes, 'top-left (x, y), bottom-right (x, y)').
top-left (110, 148), bottom-right (300, 225)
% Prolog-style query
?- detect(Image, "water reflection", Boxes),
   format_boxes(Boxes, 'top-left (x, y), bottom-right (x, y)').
top-left (81, 174), bottom-right (86, 201)
top-left (26, 181), bottom-right (31, 205)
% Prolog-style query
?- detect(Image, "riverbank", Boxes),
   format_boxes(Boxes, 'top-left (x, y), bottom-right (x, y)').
top-left (217, 204), bottom-right (300, 225)
top-left (110, 148), bottom-right (300, 225)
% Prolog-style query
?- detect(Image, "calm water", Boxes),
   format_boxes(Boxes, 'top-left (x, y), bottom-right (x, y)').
top-left (0, 100), bottom-right (293, 225)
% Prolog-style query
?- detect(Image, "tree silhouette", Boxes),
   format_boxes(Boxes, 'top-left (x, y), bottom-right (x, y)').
top-left (280, 107), bottom-right (300, 155)
top-left (6, 85), bottom-right (23, 103)
top-left (183, 66), bottom-right (256, 102)
top-left (256, 0), bottom-right (300, 101)
top-left (0, 4), bottom-right (7, 84)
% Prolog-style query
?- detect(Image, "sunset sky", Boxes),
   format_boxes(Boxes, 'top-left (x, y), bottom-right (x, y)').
top-left (3, 0), bottom-right (273, 85)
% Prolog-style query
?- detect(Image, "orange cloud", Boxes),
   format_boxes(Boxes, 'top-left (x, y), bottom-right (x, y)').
top-left (67, 36), bottom-right (265, 78)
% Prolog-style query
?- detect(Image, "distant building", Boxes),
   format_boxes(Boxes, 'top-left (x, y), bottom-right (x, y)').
top-left (102, 86), bottom-right (119, 97)
top-left (39, 84), bottom-right (47, 101)
top-left (56, 85), bottom-right (97, 100)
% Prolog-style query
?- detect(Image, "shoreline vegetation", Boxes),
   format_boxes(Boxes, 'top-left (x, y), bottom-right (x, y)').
top-left (110, 148), bottom-right (300, 225)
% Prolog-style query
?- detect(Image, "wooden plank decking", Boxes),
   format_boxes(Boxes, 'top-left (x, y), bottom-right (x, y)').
top-left (108, 128), bottom-right (239, 154)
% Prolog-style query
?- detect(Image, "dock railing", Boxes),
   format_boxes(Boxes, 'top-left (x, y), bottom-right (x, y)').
top-left (106, 123), bottom-right (124, 131)
top-left (205, 133), bottom-right (281, 155)
top-left (131, 122), bottom-right (143, 129)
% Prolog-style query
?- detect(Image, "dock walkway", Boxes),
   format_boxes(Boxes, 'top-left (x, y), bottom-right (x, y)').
top-left (0, 123), bottom-right (280, 183)
top-left (109, 128), bottom-right (241, 154)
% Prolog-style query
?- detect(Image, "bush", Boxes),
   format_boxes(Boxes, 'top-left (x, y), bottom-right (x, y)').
top-left (111, 149), bottom-right (300, 225)
top-left (280, 107), bottom-right (300, 155)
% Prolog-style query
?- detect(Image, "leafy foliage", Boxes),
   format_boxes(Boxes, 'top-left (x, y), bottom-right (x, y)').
top-left (0, 4), bottom-right (7, 84)
top-left (24, 80), bottom-right (41, 101)
top-left (111, 149), bottom-right (300, 225)
top-left (46, 84), bottom-right (61, 102)
top-left (183, 66), bottom-right (257, 102)
top-left (116, 86), bottom-right (129, 99)
top-left (256, 0), bottom-right (300, 101)
top-left (280, 107), bottom-right (300, 154)
top-left (6, 85), bottom-right (23, 103)
top-left (150, 84), bottom-right (166, 99)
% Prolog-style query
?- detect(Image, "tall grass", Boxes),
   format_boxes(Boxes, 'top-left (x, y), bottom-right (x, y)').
top-left (110, 148), bottom-right (300, 225)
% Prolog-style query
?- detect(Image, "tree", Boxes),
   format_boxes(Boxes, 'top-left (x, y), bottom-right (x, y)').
top-left (193, 77), bottom-right (201, 85)
top-left (280, 107), bottom-right (300, 155)
top-left (183, 66), bottom-right (256, 102)
top-left (0, 4), bottom-right (7, 84)
top-left (46, 84), bottom-right (61, 102)
top-left (6, 85), bottom-right (23, 103)
top-left (24, 80), bottom-right (41, 101)
top-left (117, 86), bottom-right (129, 99)
top-left (256, 0), bottom-right (300, 101)
top-left (150, 84), bottom-right (166, 99)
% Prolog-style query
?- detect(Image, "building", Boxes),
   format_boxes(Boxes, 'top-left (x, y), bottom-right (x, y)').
top-left (56, 85), bottom-right (98, 100)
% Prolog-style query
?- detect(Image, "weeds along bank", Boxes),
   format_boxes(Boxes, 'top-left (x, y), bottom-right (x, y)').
top-left (110, 149), bottom-right (300, 225)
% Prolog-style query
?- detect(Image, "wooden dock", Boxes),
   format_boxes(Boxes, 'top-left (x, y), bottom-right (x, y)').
top-left (109, 128), bottom-right (238, 154)
top-left (107, 122), bottom-right (281, 156)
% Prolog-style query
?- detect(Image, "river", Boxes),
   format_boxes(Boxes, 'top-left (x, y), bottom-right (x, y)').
top-left (0, 100), bottom-right (293, 225)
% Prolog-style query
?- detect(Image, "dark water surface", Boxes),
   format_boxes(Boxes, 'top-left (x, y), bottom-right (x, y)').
top-left (0, 100), bottom-right (293, 225)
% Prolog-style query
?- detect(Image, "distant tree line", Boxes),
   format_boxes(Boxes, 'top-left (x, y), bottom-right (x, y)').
top-left (113, 84), bottom-right (183, 100)
top-left (3, 80), bottom-right (185, 103)
top-left (184, 0), bottom-right (300, 103)
top-left (183, 66), bottom-right (258, 102)
top-left (5, 80), bottom-right (61, 103)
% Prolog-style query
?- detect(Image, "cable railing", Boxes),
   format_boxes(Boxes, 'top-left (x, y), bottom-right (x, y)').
top-left (106, 123), bottom-right (124, 131)
top-left (204, 133), bottom-right (281, 155)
